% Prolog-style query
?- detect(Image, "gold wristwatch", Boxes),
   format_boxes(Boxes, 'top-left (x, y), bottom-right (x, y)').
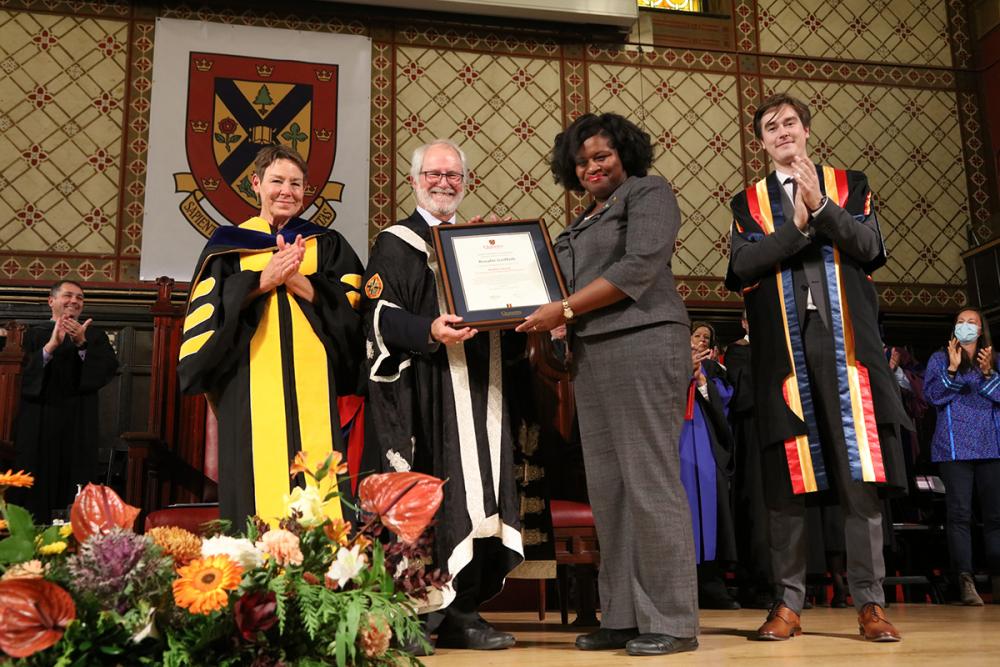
top-left (561, 298), bottom-right (575, 322)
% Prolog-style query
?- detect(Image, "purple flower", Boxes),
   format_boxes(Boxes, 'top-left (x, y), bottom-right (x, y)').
top-left (67, 528), bottom-right (171, 610)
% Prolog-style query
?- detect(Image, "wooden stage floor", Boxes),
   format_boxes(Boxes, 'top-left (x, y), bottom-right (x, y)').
top-left (423, 605), bottom-right (999, 665)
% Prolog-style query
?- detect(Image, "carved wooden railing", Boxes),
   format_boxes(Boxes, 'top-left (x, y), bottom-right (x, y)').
top-left (123, 277), bottom-right (217, 521)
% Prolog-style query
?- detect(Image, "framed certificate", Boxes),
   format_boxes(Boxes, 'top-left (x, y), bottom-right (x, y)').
top-left (432, 219), bottom-right (568, 330)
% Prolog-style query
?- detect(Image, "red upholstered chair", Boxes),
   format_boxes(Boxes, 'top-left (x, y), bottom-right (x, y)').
top-left (144, 505), bottom-right (220, 534)
top-left (140, 405), bottom-right (220, 534)
top-left (551, 499), bottom-right (600, 625)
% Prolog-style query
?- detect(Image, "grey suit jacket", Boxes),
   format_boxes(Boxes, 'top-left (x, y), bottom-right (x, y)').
top-left (553, 174), bottom-right (689, 337)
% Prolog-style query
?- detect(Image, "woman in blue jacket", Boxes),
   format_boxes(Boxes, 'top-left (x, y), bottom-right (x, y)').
top-left (924, 307), bottom-right (1000, 605)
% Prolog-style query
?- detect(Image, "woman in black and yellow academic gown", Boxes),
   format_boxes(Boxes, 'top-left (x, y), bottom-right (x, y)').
top-left (178, 145), bottom-right (363, 527)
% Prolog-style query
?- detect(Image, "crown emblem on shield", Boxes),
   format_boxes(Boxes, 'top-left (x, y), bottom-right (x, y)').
top-left (177, 52), bottom-right (346, 238)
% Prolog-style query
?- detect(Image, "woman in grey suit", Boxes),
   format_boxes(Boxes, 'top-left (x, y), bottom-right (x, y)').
top-left (518, 113), bottom-right (698, 656)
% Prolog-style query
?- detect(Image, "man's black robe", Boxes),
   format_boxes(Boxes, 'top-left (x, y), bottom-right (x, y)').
top-left (362, 212), bottom-right (523, 612)
top-left (13, 322), bottom-right (118, 523)
top-left (177, 216), bottom-right (363, 527)
top-left (726, 166), bottom-right (909, 505)
top-left (723, 339), bottom-right (772, 592)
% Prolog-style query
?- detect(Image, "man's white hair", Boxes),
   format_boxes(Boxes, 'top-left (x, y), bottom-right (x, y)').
top-left (409, 139), bottom-right (468, 183)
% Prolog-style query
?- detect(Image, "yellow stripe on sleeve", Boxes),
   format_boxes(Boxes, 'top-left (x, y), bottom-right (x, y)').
top-left (190, 277), bottom-right (216, 302)
top-left (178, 330), bottom-right (215, 361)
top-left (183, 303), bottom-right (215, 333)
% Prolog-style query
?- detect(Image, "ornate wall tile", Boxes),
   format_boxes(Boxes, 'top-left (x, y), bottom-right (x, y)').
top-left (0, 0), bottom-right (990, 313)
top-left (393, 46), bottom-right (565, 235)
top-left (587, 63), bottom-right (744, 280)
top-left (0, 11), bottom-right (127, 266)
top-left (758, 0), bottom-right (951, 67)
top-left (763, 78), bottom-right (968, 287)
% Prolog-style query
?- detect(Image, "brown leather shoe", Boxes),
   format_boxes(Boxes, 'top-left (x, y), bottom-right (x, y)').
top-left (858, 603), bottom-right (901, 642)
top-left (756, 602), bottom-right (802, 640)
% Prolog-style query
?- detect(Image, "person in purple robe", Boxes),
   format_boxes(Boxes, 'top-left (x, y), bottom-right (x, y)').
top-left (679, 321), bottom-right (738, 609)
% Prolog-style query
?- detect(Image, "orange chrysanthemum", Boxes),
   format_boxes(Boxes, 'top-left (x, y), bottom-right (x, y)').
top-left (172, 555), bottom-right (242, 615)
top-left (0, 470), bottom-right (34, 490)
top-left (148, 526), bottom-right (203, 566)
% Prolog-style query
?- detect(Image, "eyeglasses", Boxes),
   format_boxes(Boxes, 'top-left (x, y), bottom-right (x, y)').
top-left (420, 170), bottom-right (464, 184)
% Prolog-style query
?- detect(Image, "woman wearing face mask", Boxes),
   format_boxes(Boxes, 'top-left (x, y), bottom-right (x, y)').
top-left (924, 308), bottom-right (1000, 605)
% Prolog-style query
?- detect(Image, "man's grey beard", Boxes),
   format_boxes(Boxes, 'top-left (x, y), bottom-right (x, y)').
top-left (415, 184), bottom-right (464, 219)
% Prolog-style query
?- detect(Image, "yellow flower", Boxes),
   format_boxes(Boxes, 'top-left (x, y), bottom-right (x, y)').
top-left (38, 541), bottom-right (67, 555)
top-left (0, 469), bottom-right (34, 490)
top-left (173, 555), bottom-right (243, 615)
top-left (0, 519), bottom-right (7, 531)
top-left (58, 524), bottom-right (73, 539)
top-left (284, 486), bottom-right (324, 527)
top-left (148, 526), bottom-right (203, 566)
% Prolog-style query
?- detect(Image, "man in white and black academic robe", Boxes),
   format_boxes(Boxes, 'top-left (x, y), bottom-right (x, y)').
top-left (362, 139), bottom-right (523, 652)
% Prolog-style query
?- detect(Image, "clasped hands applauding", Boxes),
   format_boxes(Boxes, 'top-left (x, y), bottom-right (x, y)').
top-left (44, 314), bottom-right (92, 354)
top-left (947, 336), bottom-right (994, 378)
top-left (787, 154), bottom-right (824, 232)
top-left (251, 234), bottom-right (319, 304)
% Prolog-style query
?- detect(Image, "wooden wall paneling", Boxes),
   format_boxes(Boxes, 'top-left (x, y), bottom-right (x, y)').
top-left (0, 323), bottom-right (26, 464)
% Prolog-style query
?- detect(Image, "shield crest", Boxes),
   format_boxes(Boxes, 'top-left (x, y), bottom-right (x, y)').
top-left (181, 52), bottom-right (339, 229)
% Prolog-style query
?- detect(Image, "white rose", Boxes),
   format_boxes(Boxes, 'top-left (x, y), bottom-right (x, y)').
top-left (201, 535), bottom-right (264, 570)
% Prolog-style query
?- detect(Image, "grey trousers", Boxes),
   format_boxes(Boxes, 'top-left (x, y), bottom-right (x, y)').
top-left (573, 322), bottom-right (699, 637)
top-left (769, 311), bottom-right (885, 614)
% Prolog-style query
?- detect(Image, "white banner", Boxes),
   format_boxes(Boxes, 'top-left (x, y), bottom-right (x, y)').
top-left (140, 18), bottom-right (372, 280)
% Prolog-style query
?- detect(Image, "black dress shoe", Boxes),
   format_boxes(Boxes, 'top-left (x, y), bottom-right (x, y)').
top-left (395, 626), bottom-right (434, 656)
top-left (699, 590), bottom-right (741, 610)
top-left (575, 627), bottom-right (639, 651)
top-left (435, 621), bottom-right (515, 650)
top-left (625, 634), bottom-right (699, 656)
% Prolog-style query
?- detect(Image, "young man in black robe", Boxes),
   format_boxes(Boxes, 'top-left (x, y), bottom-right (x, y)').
top-left (178, 145), bottom-right (363, 528)
top-left (13, 280), bottom-right (118, 523)
top-left (362, 139), bottom-right (523, 651)
top-left (726, 93), bottom-right (909, 642)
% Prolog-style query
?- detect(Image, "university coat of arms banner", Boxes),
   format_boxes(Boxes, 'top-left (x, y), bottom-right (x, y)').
top-left (140, 18), bottom-right (372, 279)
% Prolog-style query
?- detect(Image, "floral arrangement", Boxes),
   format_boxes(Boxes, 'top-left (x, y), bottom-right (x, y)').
top-left (0, 454), bottom-right (449, 666)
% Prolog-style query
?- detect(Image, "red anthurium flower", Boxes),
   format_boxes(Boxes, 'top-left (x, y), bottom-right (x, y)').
top-left (234, 590), bottom-right (278, 641)
top-left (358, 472), bottom-right (445, 544)
top-left (0, 578), bottom-right (76, 657)
top-left (70, 483), bottom-right (141, 543)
